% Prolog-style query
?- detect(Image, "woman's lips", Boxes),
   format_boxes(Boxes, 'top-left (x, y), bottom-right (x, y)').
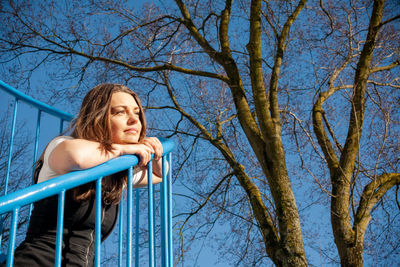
top-left (124, 128), bottom-right (138, 134)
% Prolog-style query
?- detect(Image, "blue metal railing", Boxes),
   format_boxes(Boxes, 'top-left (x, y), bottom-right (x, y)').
top-left (0, 80), bottom-right (174, 266)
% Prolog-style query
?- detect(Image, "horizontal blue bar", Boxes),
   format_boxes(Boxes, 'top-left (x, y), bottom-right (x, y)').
top-left (0, 80), bottom-right (74, 121)
top-left (0, 138), bottom-right (174, 214)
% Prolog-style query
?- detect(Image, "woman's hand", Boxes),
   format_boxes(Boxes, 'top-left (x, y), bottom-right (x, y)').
top-left (117, 137), bottom-right (166, 186)
top-left (141, 137), bottom-right (165, 178)
top-left (114, 143), bottom-right (155, 166)
top-left (140, 137), bottom-right (163, 160)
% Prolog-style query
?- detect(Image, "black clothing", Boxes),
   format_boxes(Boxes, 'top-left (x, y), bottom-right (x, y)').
top-left (7, 190), bottom-right (119, 267)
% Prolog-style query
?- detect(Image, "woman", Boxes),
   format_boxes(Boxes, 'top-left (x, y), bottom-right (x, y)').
top-left (9, 83), bottom-right (164, 266)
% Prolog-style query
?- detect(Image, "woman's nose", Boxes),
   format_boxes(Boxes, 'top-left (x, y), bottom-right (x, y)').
top-left (127, 112), bottom-right (138, 124)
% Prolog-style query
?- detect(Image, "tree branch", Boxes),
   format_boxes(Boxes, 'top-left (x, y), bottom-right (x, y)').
top-left (331, 0), bottom-right (386, 259)
top-left (312, 13), bottom-right (356, 173)
top-left (219, 0), bottom-right (233, 56)
top-left (179, 172), bottom-right (234, 229)
top-left (247, 0), bottom-right (274, 141)
top-left (338, 0), bottom-right (385, 180)
top-left (355, 173), bottom-right (400, 232)
top-left (378, 14), bottom-right (400, 28)
top-left (367, 80), bottom-right (400, 88)
top-left (370, 60), bottom-right (400, 73)
top-left (268, 0), bottom-right (307, 124)
top-left (174, 0), bottom-right (221, 60)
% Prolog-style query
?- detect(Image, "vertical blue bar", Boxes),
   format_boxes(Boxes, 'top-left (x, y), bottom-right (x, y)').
top-left (94, 178), bottom-right (102, 266)
top-left (0, 98), bottom-right (18, 248)
top-left (4, 98), bottom-right (18, 196)
top-left (153, 192), bottom-right (157, 267)
top-left (127, 167), bottom-right (133, 267)
top-left (6, 208), bottom-right (19, 267)
top-left (118, 198), bottom-right (124, 267)
top-left (28, 110), bottom-right (42, 223)
top-left (167, 153), bottom-right (173, 267)
top-left (161, 156), bottom-right (168, 267)
top-left (59, 119), bottom-right (64, 134)
top-left (134, 188), bottom-right (140, 267)
top-left (55, 190), bottom-right (66, 267)
top-left (0, 216), bottom-right (4, 249)
top-left (147, 161), bottom-right (154, 267)
top-left (33, 110), bottom-right (42, 170)
top-left (153, 193), bottom-right (157, 267)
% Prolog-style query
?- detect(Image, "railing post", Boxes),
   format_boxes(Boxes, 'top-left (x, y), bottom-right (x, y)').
top-left (167, 153), bottom-right (173, 267)
top-left (55, 190), bottom-right (66, 267)
top-left (33, 110), bottom-right (42, 168)
top-left (118, 197), bottom-right (124, 267)
top-left (127, 167), bottom-right (133, 267)
top-left (0, 99), bottom-right (19, 249)
top-left (59, 119), bottom-right (64, 134)
top-left (95, 178), bottom-right (103, 266)
top-left (6, 208), bottom-right (19, 267)
top-left (161, 156), bottom-right (168, 267)
top-left (4, 98), bottom-right (19, 196)
top-left (147, 161), bottom-right (154, 267)
top-left (134, 188), bottom-right (140, 267)
top-left (28, 109), bottom-right (42, 223)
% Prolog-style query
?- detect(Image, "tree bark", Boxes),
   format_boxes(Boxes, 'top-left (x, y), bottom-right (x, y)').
top-left (330, 1), bottom-right (386, 266)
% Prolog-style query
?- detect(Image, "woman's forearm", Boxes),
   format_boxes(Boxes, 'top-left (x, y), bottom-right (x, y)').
top-left (49, 139), bottom-right (162, 176)
top-left (49, 139), bottom-right (119, 174)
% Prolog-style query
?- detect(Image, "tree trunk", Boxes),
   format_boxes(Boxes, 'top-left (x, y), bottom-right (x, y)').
top-left (337, 239), bottom-right (364, 267)
top-left (330, 1), bottom-right (386, 266)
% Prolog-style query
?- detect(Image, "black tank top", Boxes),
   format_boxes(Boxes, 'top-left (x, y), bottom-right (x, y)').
top-left (9, 189), bottom-right (119, 267)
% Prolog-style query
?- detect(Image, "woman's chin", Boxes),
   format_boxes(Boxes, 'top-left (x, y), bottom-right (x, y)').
top-left (122, 137), bottom-right (140, 144)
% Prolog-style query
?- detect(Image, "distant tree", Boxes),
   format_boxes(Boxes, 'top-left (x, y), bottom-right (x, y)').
top-left (0, 0), bottom-right (399, 266)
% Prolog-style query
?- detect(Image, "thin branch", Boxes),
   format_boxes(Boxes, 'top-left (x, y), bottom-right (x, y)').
top-left (179, 172), bottom-right (234, 229)
top-left (370, 60), bottom-right (400, 73)
top-left (322, 111), bottom-right (343, 152)
top-left (318, 0), bottom-right (334, 38)
top-left (378, 14), bottom-right (400, 28)
top-left (367, 80), bottom-right (400, 88)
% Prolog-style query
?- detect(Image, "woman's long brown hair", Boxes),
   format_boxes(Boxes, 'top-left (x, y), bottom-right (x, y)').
top-left (34, 84), bottom-right (147, 204)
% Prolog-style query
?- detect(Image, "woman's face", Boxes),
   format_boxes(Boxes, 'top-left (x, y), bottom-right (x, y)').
top-left (110, 91), bottom-right (142, 144)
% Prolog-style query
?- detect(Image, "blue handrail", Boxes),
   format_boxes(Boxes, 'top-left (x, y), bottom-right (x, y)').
top-left (0, 80), bottom-right (74, 121)
top-left (0, 140), bottom-right (173, 214)
top-left (0, 80), bottom-right (174, 266)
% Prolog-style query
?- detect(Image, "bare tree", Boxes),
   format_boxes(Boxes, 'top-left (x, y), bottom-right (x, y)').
top-left (309, 1), bottom-right (400, 265)
top-left (0, 0), bottom-right (399, 266)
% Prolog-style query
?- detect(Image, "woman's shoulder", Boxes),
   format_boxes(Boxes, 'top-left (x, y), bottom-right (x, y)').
top-left (38, 136), bottom-right (74, 183)
top-left (48, 135), bottom-right (73, 147)
top-left (44, 136), bottom-right (74, 158)
top-left (50, 135), bottom-right (74, 143)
